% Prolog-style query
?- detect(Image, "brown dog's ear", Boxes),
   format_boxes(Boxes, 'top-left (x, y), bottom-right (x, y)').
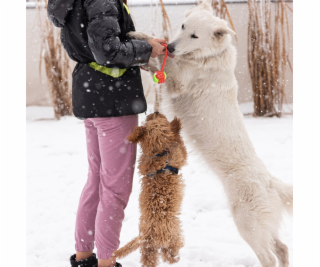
top-left (170, 117), bottom-right (182, 136)
top-left (127, 126), bottom-right (146, 143)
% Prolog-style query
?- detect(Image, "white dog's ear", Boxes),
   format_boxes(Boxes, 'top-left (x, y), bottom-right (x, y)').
top-left (201, 0), bottom-right (213, 12)
top-left (184, 9), bottom-right (193, 17)
top-left (185, 0), bottom-right (213, 17)
top-left (214, 27), bottom-right (236, 38)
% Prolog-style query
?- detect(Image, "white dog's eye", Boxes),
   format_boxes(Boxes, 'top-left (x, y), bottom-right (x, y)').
top-left (191, 34), bottom-right (198, 39)
top-left (182, 24), bottom-right (185, 30)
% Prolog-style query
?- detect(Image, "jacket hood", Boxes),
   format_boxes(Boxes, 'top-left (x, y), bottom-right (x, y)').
top-left (47, 0), bottom-right (76, 28)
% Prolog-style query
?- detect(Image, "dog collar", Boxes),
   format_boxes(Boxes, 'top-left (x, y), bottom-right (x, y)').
top-left (154, 149), bottom-right (170, 157)
top-left (147, 165), bottom-right (179, 177)
top-left (156, 165), bottom-right (179, 175)
top-left (147, 149), bottom-right (179, 177)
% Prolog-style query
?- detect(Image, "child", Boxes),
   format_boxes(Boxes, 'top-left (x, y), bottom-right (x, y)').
top-left (48, 0), bottom-right (166, 266)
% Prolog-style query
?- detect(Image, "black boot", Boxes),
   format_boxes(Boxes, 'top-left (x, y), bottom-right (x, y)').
top-left (70, 253), bottom-right (97, 267)
top-left (70, 253), bottom-right (122, 267)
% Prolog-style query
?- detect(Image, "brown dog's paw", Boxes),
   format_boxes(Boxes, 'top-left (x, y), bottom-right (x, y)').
top-left (127, 126), bottom-right (146, 143)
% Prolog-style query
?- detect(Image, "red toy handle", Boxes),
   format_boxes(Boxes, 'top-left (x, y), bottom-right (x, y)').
top-left (161, 43), bottom-right (168, 72)
top-left (153, 44), bottom-right (168, 84)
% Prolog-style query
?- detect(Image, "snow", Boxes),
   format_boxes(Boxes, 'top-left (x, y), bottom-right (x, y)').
top-left (27, 105), bottom-right (292, 267)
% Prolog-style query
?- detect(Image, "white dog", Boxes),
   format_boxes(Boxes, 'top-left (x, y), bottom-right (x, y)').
top-left (128, 0), bottom-right (293, 266)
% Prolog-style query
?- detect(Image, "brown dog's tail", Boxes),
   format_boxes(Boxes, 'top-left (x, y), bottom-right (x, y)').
top-left (112, 237), bottom-right (141, 259)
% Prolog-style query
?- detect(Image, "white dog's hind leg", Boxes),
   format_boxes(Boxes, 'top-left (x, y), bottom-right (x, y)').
top-left (271, 237), bottom-right (289, 267)
top-left (234, 215), bottom-right (277, 267)
top-left (242, 233), bottom-right (276, 267)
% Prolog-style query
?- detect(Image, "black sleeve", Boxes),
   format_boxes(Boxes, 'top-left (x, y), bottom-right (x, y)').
top-left (84, 0), bottom-right (152, 68)
top-left (47, 0), bottom-right (75, 28)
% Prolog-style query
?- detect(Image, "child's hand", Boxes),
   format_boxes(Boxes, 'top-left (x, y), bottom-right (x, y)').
top-left (148, 38), bottom-right (167, 58)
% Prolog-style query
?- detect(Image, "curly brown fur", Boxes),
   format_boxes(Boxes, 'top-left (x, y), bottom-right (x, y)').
top-left (113, 112), bottom-right (187, 267)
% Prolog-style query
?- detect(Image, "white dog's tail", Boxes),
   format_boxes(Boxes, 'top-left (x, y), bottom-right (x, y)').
top-left (272, 177), bottom-right (293, 215)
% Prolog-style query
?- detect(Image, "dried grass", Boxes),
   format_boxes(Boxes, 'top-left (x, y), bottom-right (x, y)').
top-left (159, 0), bottom-right (172, 42)
top-left (247, 0), bottom-right (292, 117)
top-left (36, 0), bottom-right (73, 119)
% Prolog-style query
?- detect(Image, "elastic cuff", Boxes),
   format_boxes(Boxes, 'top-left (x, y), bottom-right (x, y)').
top-left (131, 39), bottom-right (152, 66)
top-left (97, 249), bottom-right (115, 260)
top-left (75, 242), bottom-right (94, 252)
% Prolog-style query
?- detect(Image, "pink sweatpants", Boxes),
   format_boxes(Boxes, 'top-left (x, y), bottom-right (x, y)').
top-left (75, 115), bottom-right (138, 259)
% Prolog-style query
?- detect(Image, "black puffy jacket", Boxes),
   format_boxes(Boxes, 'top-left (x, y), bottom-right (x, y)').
top-left (48, 0), bottom-right (152, 119)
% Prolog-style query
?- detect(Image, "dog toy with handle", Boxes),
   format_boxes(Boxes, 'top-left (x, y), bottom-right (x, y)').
top-left (153, 44), bottom-right (168, 84)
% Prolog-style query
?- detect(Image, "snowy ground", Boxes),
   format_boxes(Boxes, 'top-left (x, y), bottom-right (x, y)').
top-left (27, 105), bottom-right (292, 267)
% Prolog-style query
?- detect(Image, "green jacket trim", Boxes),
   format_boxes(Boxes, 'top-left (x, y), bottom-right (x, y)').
top-left (88, 62), bottom-right (127, 78)
top-left (123, 3), bottom-right (130, 15)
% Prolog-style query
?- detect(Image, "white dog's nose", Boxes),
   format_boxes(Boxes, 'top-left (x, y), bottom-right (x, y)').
top-left (167, 43), bottom-right (175, 53)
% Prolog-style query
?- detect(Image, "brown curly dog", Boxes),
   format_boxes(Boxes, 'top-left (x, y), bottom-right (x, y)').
top-left (113, 112), bottom-right (188, 266)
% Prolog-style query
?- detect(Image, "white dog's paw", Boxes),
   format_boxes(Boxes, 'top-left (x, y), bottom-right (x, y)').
top-left (127, 31), bottom-right (153, 41)
top-left (147, 57), bottom-right (160, 73)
